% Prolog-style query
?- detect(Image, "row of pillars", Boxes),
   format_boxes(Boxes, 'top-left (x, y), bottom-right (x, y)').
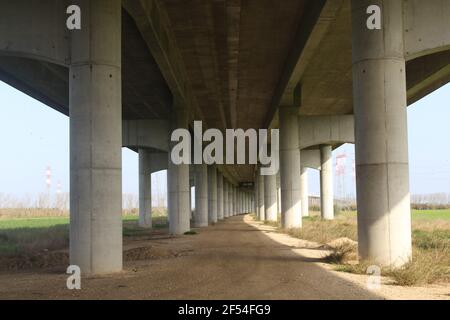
top-left (139, 158), bottom-right (254, 230)
top-left (254, 143), bottom-right (334, 224)
top-left (69, 0), bottom-right (411, 274)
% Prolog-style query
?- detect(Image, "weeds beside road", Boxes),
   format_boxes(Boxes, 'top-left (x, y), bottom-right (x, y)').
top-left (266, 210), bottom-right (450, 286)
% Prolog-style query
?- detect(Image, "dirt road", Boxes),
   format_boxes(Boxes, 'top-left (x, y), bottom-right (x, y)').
top-left (0, 215), bottom-right (447, 300)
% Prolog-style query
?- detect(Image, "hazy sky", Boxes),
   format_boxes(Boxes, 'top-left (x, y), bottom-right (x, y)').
top-left (0, 80), bottom-right (449, 202)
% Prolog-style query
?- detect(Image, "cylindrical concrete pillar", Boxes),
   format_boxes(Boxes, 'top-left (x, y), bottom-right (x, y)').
top-left (244, 193), bottom-right (247, 213)
top-left (208, 166), bottom-right (217, 224)
top-left (255, 181), bottom-right (259, 218)
top-left (264, 174), bottom-right (277, 222)
top-left (238, 190), bottom-right (244, 214)
top-left (279, 106), bottom-right (302, 228)
top-left (69, 0), bottom-right (122, 275)
top-left (168, 105), bottom-right (191, 235)
top-left (223, 179), bottom-right (229, 218)
top-left (258, 172), bottom-right (265, 221)
top-left (320, 145), bottom-right (334, 220)
top-left (139, 149), bottom-right (152, 228)
top-left (217, 171), bottom-right (224, 220)
top-left (232, 186), bottom-right (236, 216)
top-left (351, 0), bottom-right (412, 267)
top-left (228, 183), bottom-right (233, 217)
top-left (300, 166), bottom-right (309, 217)
top-left (194, 164), bottom-right (208, 227)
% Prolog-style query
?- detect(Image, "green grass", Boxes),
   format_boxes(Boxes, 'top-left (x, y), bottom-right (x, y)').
top-left (265, 209), bottom-right (450, 286)
top-left (0, 214), bottom-right (166, 258)
top-left (412, 209), bottom-right (450, 220)
top-left (333, 209), bottom-right (450, 221)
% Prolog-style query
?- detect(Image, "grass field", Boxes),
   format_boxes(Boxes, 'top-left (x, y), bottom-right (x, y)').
top-left (269, 209), bottom-right (450, 286)
top-left (0, 213), bottom-right (168, 258)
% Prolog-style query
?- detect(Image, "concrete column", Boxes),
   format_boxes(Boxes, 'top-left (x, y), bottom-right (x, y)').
top-left (194, 164), bottom-right (208, 227)
top-left (279, 106), bottom-right (302, 228)
top-left (245, 192), bottom-right (248, 213)
top-left (168, 104), bottom-right (191, 235)
top-left (139, 149), bottom-right (152, 228)
top-left (228, 183), bottom-right (233, 217)
top-left (320, 145), bottom-right (334, 220)
top-left (217, 171), bottom-right (224, 220)
top-left (232, 186), bottom-right (236, 216)
top-left (255, 181), bottom-right (259, 218)
top-left (223, 180), bottom-right (229, 218)
top-left (238, 190), bottom-right (244, 214)
top-left (234, 187), bottom-right (239, 216)
top-left (352, 0), bottom-right (411, 267)
top-left (300, 166), bottom-right (309, 217)
top-left (69, 0), bottom-right (122, 274)
top-left (258, 172), bottom-right (265, 221)
top-left (245, 193), bottom-right (248, 213)
top-left (208, 166), bottom-right (218, 224)
top-left (264, 174), bottom-right (278, 222)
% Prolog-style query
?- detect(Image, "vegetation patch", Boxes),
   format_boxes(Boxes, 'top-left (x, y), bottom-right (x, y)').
top-left (267, 210), bottom-right (450, 286)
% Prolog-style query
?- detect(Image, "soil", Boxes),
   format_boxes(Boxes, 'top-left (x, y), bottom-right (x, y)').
top-left (0, 215), bottom-right (448, 300)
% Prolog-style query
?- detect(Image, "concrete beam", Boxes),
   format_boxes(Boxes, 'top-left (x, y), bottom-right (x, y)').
top-left (404, 0), bottom-right (450, 60)
top-left (122, 119), bottom-right (169, 152)
top-left (300, 149), bottom-right (321, 170)
top-left (0, 0), bottom-right (69, 66)
top-left (299, 115), bottom-right (354, 150)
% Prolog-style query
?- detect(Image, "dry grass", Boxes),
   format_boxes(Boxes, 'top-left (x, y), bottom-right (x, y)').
top-left (0, 208), bottom-right (69, 219)
top-left (266, 211), bottom-right (450, 286)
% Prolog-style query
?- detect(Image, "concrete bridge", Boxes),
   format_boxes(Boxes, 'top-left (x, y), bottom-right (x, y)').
top-left (1, 0), bottom-right (450, 275)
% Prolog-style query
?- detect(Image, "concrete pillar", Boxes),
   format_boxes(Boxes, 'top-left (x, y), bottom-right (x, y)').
top-left (234, 187), bottom-right (239, 216)
top-left (228, 183), bottom-right (233, 217)
top-left (245, 193), bottom-right (248, 213)
top-left (258, 172), bottom-right (265, 221)
top-left (255, 181), bottom-right (259, 218)
top-left (352, 0), bottom-right (411, 267)
top-left (244, 193), bottom-right (247, 213)
top-left (320, 145), bottom-right (334, 220)
top-left (223, 179), bottom-right (229, 218)
top-left (168, 104), bottom-right (191, 235)
top-left (238, 190), bottom-right (244, 214)
top-left (279, 106), bottom-right (302, 228)
top-left (208, 166), bottom-right (218, 224)
top-left (264, 174), bottom-right (277, 222)
top-left (217, 171), bottom-right (224, 220)
top-left (194, 164), bottom-right (208, 227)
top-left (69, 0), bottom-right (122, 275)
top-left (139, 149), bottom-right (152, 228)
top-left (232, 186), bottom-right (236, 216)
top-left (300, 166), bottom-right (309, 217)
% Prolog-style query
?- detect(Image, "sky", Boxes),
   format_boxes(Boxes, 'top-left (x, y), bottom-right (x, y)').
top-left (0, 80), bottom-right (449, 204)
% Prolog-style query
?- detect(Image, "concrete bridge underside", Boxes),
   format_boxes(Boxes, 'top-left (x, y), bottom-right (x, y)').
top-left (1, 0), bottom-right (450, 274)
